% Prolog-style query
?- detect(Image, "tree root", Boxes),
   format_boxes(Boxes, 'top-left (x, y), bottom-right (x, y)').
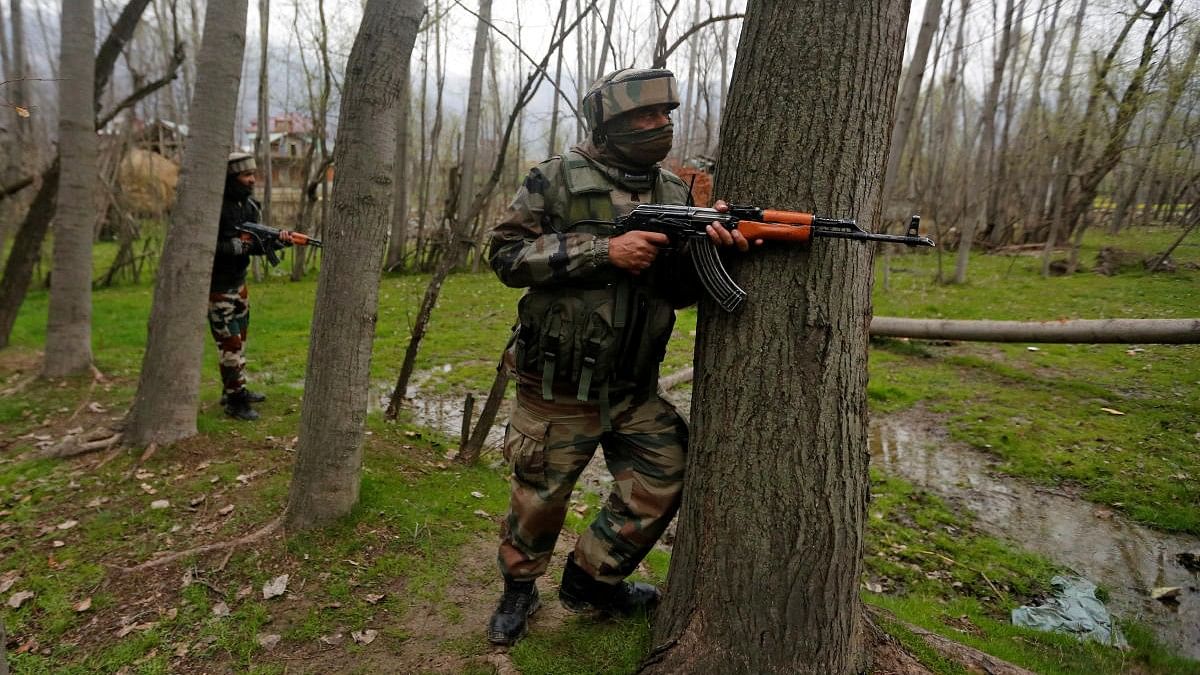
top-left (866, 605), bottom-right (1034, 675)
top-left (118, 517), bottom-right (283, 573)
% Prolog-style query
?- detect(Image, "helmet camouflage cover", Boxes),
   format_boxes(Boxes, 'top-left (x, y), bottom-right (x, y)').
top-left (581, 68), bottom-right (680, 134)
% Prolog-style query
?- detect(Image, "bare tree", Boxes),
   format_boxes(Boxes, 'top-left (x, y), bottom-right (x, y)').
top-left (953, 0), bottom-right (1016, 284)
top-left (42, 0), bottom-right (98, 377)
top-left (284, 0), bottom-right (425, 530)
top-left (256, 0), bottom-right (272, 229)
top-left (643, 0), bottom-right (908, 670)
top-left (884, 0), bottom-right (943, 197)
top-left (124, 0), bottom-right (250, 446)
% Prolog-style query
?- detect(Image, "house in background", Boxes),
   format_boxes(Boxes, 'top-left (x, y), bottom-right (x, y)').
top-left (247, 113), bottom-right (333, 190)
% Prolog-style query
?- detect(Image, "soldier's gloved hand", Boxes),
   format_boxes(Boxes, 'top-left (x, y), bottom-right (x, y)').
top-left (609, 231), bottom-right (670, 275)
top-left (705, 200), bottom-right (758, 251)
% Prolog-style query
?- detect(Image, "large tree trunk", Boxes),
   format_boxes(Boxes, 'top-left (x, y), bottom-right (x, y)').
top-left (644, 1), bottom-right (908, 672)
top-left (284, 0), bottom-right (424, 530)
top-left (123, 0), bottom-right (250, 446)
top-left (43, 0), bottom-right (97, 378)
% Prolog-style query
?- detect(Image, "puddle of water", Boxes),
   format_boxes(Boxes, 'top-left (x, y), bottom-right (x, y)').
top-left (871, 417), bottom-right (1200, 660)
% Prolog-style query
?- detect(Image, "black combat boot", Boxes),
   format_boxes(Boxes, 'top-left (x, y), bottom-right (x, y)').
top-left (223, 389), bottom-right (260, 421)
top-left (220, 389), bottom-right (266, 405)
top-left (487, 579), bottom-right (540, 646)
top-left (559, 553), bottom-right (660, 616)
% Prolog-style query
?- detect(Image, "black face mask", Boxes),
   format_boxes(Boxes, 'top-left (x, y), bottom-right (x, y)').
top-left (604, 122), bottom-right (674, 168)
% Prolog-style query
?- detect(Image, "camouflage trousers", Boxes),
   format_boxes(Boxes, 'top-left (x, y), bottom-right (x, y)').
top-left (208, 285), bottom-right (250, 395)
top-left (498, 384), bottom-right (687, 584)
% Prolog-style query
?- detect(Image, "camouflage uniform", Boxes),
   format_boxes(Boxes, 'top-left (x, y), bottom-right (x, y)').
top-left (489, 70), bottom-right (697, 584)
top-left (208, 285), bottom-right (250, 395)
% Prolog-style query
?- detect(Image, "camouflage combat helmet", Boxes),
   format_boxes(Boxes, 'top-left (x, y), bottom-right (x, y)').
top-left (581, 68), bottom-right (679, 143)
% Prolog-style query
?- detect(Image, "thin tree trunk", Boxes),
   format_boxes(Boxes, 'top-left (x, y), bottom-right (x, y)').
top-left (284, 0), bottom-right (425, 531)
top-left (1040, 0), bottom-right (1090, 275)
top-left (884, 0), bottom-right (943, 198)
top-left (385, 58), bottom-right (412, 271)
top-left (124, 0), bottom-right (250, 446)
top-left (546, 0), bottom-right (566, 156)
top-left (257, 0), bottom-right (272, 229)
top-left (43, 0), bottom-right (98, 378)
top-left (953, 0), bottom-right (1015, 284)
top-left (644, 0), bottom-right (907, 671)
top-left (386, 0), bottom-right (587, 417)
top-left (594, 0), bottom-right (616, 78)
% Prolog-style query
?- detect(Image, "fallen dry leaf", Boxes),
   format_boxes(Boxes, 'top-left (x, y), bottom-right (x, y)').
top-left (74, 597), bottom-right (92, 612)
top-left (57, 519), bottom-right (78, 530)
top-left (262, 574), bottom-right (289, 600)
top-left (8, 590), bottom-right (34, 608)
top-left (257, 633), bottom-right (282, 649)
top-left (1099, 407), bottom-right (1125, 416)
top-left (150, 499), bottom-right (170, 510)
top-left (212, 601), bottom-right (230, 617)
top-left (319, 633), bottom-right (345, 647)
top-left (351, 629), bottom-right (378, 645)
top-left (189, 495), bottom-right (206, 507)
top-left (364, 593), bottom-right (385, 605)
top-left (218, 504), bottom-right (235, 516)
top-left (0, 572), bottom-right (19, 593)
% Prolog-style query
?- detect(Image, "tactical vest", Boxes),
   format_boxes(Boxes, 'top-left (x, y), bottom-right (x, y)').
top-left (512, 151), bottom-right (690, 427)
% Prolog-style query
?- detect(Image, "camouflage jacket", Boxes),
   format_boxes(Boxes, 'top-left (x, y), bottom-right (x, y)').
top-left (488, 149), bottom-right (699, 399)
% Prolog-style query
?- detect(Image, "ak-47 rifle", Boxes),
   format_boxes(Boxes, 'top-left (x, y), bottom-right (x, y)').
top-left (234, 221), bottom-right (323, 267)
top-left (599, 204), bottom-right (934, 312)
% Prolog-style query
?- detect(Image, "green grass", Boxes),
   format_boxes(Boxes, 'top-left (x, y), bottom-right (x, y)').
top-left (2, 222), bottom-right (1197, 672)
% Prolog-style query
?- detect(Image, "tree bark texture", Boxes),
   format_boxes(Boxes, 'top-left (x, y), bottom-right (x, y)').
top-left (645, 1), bottom-right (908, 673)
top-left (43, 0), bottom-right (97, 378)
top-left (123, 0), bottom-right (249, 446)
top-left (284, 0), bottom-right (424, 531)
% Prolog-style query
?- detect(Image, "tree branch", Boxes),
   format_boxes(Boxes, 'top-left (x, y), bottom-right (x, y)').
top-left (652, 13), bottom-right (745, 69)
top-left (96, 43), bottom-right (186, 129)
top-left (451, 0), bottom-right (587, 119)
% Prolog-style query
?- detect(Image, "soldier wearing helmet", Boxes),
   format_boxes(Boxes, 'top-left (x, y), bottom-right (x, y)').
top-left (486, 68), bottom-right (749, 645)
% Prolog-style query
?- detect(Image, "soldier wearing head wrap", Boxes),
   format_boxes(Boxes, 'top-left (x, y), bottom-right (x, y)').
top-left (486, 68), bottom-right (749, 645)
top-left (208, 152), bottom-right (282, 421)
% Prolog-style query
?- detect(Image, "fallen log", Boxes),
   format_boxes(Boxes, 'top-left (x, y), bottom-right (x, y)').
top-left (870, 317), bottom-right (1200, 344)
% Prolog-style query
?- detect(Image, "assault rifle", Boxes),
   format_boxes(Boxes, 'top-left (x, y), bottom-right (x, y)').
top-left (234, 221), bottom-right (323, 266)
top-left (600, 203), bottom-right (934, 312)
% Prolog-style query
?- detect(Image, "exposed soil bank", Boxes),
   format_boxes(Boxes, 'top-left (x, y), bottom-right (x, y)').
top-left (871, 411), bottom-right (1199, 660)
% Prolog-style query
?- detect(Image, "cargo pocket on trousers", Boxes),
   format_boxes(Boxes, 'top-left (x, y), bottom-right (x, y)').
top-left (503, 407), bottom-right (550, 489)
